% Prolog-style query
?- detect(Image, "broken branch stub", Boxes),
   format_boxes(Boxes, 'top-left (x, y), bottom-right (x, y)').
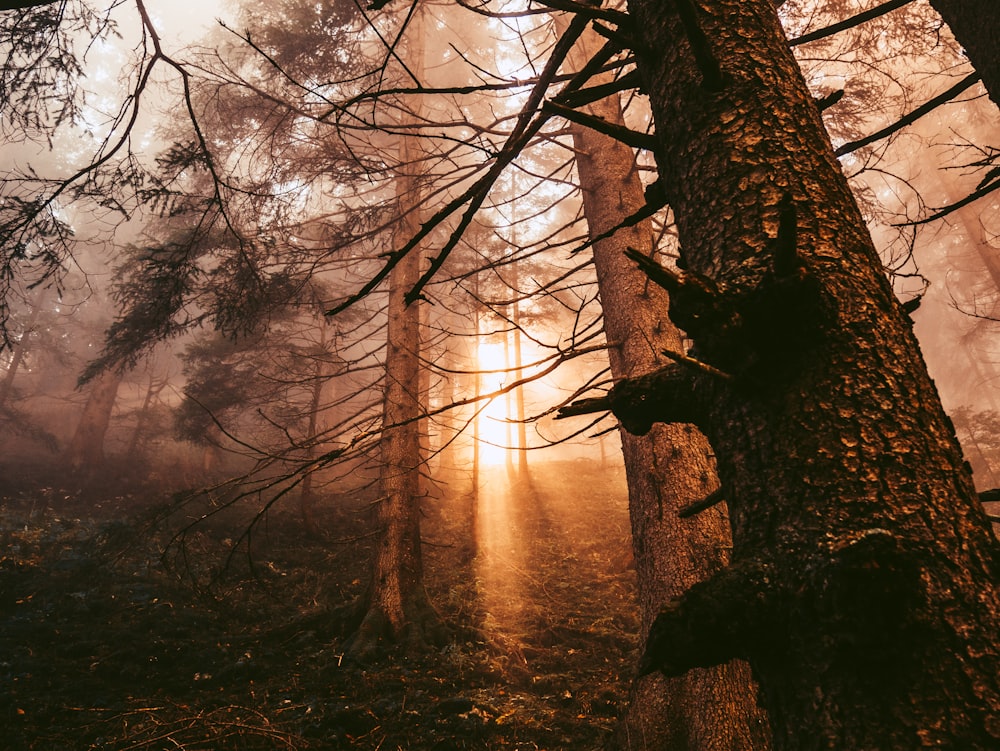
top-left (638, 558), bottom-right (778, 676)
top-left (606, 363), bottom-right (710, 435)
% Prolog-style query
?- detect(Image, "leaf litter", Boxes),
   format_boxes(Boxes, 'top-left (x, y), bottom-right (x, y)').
top-left (0, 460), bottom-right (638, 750)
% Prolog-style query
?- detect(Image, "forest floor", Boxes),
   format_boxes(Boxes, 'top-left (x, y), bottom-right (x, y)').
top-left (0, 459), bottom-right (639, 750)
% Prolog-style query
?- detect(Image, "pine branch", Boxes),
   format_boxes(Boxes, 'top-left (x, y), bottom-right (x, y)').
top-left (555, 69), bottom-right (644, 109)
top-left (834, 72), bottom-right (981, 157)
top-left (672, 0), bottom-right (726, 92)
top-left (570, 184), bottom-right (669, 256)
top-left (661, 349), bottom-right (733, 381)
top-left (788, 0), bottom-right (915, 47)
top-left (543, 99), bottom-right (658, 150)
top-left (815, 89), bottom-right (844, 111)
top-left (894, 177), bottom-right (1000, 227)
top-left (678, 487), bottom-right (725, 518)
top-left (554, 395), bottom-right (612, 419)
top-left (639, 559), bottom-right (776, 675)
top-left (624, 246), bottom-right (722, 307)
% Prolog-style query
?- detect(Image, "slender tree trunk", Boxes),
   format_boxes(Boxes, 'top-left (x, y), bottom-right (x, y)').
top-left (606, 0), bottom-right (1000, 747)
top-left (511, 298), bottom-right (528, 474)
top-left (502, 322), bottom-right (515, 475)
top-left (125, 373), bottom-right (167, 462)
top-left (0, 323), bottom-right (30, 408)
top-left (65, 367), bottom-right (124, 476)
top-left (300, 318), bottom-right (329, 537)
top-left (348, 5), bottom-right (443, 657)
top-left (349, 160), bottom-right (441, 657)
top-left (472, 270), bottom-right (482, 494)
top-left (438, 336), bottom-right (459, 475)
top-left (557, 13), bottom-right (769, 749)
top-left (0, 294), bottom-right (43, 408)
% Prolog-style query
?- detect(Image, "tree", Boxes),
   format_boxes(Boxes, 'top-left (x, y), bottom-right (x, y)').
top-left (561, 0), bottom-right (1000, 747)
top-left (0, 291), bottom-right (45, 407)
top-left (927, 0), bottom-right (1000, 108)
top-left (5, 2), bottom-right (1000, 743)
top-left (553, 12), bottom-right (769, 749)
top-left (347, 3), bottom-right (445, 658)
top-left (65, 365), bottom-right (124, 475)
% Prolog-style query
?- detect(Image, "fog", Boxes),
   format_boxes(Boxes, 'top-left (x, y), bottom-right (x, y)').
top-left (2, 0), bottom-right (997, 495)
top-left (1, 0), bottom-right (999, 747)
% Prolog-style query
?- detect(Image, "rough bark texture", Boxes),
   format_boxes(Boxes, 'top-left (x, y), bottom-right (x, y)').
top-left (65, 367), bottom-right (123, 474)
top-left (349, 177), bottom-right (442, 658)
top-left (347, 6), bottom-right (442, 659)
top-left (559, 15), bottom-right (769, 750)
top-left (927, 0), bottom-right (1000, 108)
top-left (614, 0), bottom-right (1000, 748)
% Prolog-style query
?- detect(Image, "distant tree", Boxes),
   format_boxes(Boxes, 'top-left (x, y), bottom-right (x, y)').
top-left (0, 292), bottom-right (45, 408)
top-left (951, 407), bottom-right (1000, 488)
top-left (65, 366), bottom-right (124, 475)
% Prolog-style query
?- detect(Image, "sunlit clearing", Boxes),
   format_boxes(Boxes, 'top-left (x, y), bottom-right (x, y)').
top-left (477, 341), bottom-right (512, 466)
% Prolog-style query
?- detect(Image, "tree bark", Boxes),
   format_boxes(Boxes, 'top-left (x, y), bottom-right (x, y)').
top-left (299, 315), bottom-right (329, 538)
top-left (347, 4), bottom-right (443, 659)
top-left (558, 13), bottom-right (769, 750)
top-left (0, 296), bottom-right (41, 408)
top-left (927, 0), bottom-right (1000, 108)
top-left (611, 0), bottom-right (1000, 748)
top-left (66, 367), bottom-right (124, 475)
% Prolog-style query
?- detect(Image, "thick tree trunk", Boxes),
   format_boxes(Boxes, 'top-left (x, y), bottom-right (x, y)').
top-left (927, 0), bottom-right (1000, 108)
top-left (605, 0), bottom-right (1000, 748)
top-left (66, 367), bottom-right (124, 475)
top-left (558, 14), bottom-right (769, 750)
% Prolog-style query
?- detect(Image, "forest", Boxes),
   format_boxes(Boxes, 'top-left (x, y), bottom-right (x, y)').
top-left (1, 0), bottom-right (999, 749)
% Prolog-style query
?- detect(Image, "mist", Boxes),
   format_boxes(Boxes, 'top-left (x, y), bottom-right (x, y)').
top-left (2, 0), bottom-right (999, 748)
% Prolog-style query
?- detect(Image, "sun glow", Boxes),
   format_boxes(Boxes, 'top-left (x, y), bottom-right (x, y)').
top-left (476, 341), bottom-right (514, 466)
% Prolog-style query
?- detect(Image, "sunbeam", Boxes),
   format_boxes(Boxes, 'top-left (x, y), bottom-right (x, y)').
top-left (476, 340), bottom-right (513, 466)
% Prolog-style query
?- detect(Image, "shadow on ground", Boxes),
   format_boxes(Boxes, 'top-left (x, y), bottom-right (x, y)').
top-left (0, 460), bottom-right (638, 750)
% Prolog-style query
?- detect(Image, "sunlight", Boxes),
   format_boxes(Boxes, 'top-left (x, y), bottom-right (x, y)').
top-left (486, 2), bottom-right (542, 85)
top-left (477, 341), bottom-right (512, 466)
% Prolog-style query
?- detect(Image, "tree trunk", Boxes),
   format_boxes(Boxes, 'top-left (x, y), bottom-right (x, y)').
top-left (472, 269), bottom-right (483, 493)
top-left (299, 319), bottom-right (329, 538)
top-left (125, 372), bottom-right (167, 462)
top-left (65, 367), bottom-right (124, 476)
top-left (606, 0), bottom-right (1000, 748)
top-left (0, 293), bottom-right (44, 408)
top-left (0, 321), bottom-right (30, 408)
top-left (511, 296), bottom-right (528, 474)
top-left (927, 0), bottom-right (1000, 108)
top-left (347, 4), bottom-right (443, 658)
top-left (558, 14), bottom-right (769, 749)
